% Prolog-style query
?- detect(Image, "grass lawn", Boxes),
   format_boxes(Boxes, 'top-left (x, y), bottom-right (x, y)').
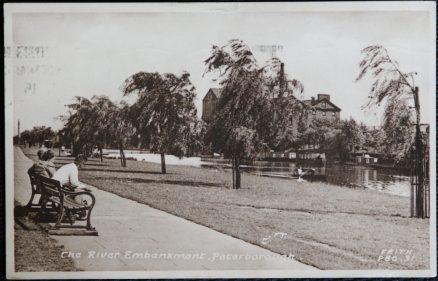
top-left (14, 215), bottom-right (78, 272)
top-left (22, 147), bottom-right (430, 270)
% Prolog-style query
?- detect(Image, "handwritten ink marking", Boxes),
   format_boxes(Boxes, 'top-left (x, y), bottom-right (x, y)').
top-left (261, 232), bottom-right (288, 245)
top-left (4, 46), bottom-right (12, 58)
top-left (14, 64), bottom-right (61, 76)
top-left (273, 232), bottom-right (288, 239)
top-left (23, 82), bottom-right (36, 95)
top-left (16, 46), bottom-right (48, 59)
top-left (261, 236), bottom-right (273, 245)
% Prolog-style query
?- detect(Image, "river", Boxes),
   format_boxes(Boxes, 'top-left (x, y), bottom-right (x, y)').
top-left (102, 150), bottom-right (411, 197)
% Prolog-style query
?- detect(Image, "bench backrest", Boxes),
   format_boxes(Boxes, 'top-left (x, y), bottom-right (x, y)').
top-left (28, 168), bottom-right (39, 192)
top-left (37, 175), bottom-right (64, 201)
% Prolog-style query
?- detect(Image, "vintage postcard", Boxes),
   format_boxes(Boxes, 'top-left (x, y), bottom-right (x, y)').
top-left (4, 2), bottom-right (436, 279)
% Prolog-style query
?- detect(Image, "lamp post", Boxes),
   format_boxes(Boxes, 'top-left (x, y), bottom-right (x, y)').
top-left (58, 131), bottom-right (64, 157)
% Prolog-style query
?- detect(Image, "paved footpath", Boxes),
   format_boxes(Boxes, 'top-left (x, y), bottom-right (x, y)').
top-left (14, 147), bottom-right (316, 271)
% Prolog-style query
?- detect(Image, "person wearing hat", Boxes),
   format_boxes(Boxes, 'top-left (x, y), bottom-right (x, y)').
top-left (42, 150), bottom-right (56, 177)
top-left (28, 149), bottom-right (57, 178)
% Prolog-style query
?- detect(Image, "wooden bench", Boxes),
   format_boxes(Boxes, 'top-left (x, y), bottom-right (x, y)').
top-left (37, 176), bottom-right (98, 236)
top-left (26, 169), bottom-right (43, 210)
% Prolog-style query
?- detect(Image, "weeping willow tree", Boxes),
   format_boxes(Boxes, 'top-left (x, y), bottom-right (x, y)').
top-left (62, 95), bottom-right (131, 166)
top-left (356, 45), bottom-right (419, 162)
top-left (204, 39), bottom-right (304, 189)
top-left (356, 45), bottom-right (428, 218)
top-left (122, 71), bottom-right (199, 174)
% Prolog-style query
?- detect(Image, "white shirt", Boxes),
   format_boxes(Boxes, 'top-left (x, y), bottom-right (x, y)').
top-left (52, 162), bottom-right (84, 188)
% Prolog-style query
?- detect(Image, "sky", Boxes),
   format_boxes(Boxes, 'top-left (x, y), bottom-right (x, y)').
top-left (7, 5), bottom-right (434, 133)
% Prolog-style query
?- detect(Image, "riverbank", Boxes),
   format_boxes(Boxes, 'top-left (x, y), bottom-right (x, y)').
top-left (21, 147), bottom-right (430, 270)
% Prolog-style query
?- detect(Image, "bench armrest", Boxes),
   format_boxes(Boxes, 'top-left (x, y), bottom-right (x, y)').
top-left (77, 187), bottom-right (92, 192)
top-left (62, 189), bottom-right (96, 207)
top-left (62, 184), bottom-right (92, 193)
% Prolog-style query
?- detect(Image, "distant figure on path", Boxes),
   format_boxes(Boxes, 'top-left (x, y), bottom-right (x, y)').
top-left (296, 166), bottom-right (306, 182)
top-left (295, 166), bottom-right (315, 182)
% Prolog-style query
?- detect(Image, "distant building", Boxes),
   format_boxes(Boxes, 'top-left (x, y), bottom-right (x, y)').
top-left (202, 88), bottom-right (222, 123)
top-left (202, 89), bottom-right (341, 124)
top-left (303, 94), bottom-right (341, 121)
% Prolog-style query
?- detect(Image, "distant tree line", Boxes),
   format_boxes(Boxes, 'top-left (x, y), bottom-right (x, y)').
top-left (18, 126), bottom-right (56, 147)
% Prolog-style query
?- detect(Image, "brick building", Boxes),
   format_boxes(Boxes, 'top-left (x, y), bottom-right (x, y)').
top-left (202, 88), bottom-right (341, 123)
top-left (201, 88), bottom-right (222, 123)
top-left (303, 94), bottom-right (341, 121)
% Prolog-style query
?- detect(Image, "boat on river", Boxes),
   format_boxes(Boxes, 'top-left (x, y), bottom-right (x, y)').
top-left (255, 172), bottom-right (327, 182)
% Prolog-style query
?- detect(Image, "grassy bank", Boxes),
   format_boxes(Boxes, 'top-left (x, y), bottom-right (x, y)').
top-left (22, 147), bottom-right (430, 270)
top-left (14, 217), bottom-right (78, 272)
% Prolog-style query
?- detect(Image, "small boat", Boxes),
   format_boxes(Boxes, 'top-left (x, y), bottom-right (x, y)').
top-left (255, 172), bottom-right (327, 182)
top-left (291, 174), bottom-right (327, 181)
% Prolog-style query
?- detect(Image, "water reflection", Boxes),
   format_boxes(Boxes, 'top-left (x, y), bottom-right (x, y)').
top-left (201, 158), bottom-right (411, 197)
top-left (103, 150), bottom-right (410, 197)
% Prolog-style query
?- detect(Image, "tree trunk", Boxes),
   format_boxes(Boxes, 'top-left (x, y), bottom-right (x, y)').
top-left (235, 157), bottom-right (241, 189)
top-left (120, 147), bottom-right (126, 167)
top-left (99, 146), bottom-right (103, 162)
top-left (160, 152), bottom-right (166, 174)
top-left (231, 156), bottom-right (235, 189)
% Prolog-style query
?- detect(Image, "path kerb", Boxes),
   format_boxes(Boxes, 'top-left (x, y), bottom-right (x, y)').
top-left (14, 147), bottom-right (317, 271)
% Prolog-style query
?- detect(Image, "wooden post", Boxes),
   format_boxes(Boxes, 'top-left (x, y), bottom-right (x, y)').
top-left (231, 155), bottom-right (235, 189)
top-left (411, 86), bottom-right (428, 218)
top-left (160, 152), bottom-right (166, 174)
top-left (58, 133), bottom-right (61, 157)
top-left (235, 157), bottom-right (241, 189)
top-left (18, 120), bottom-right (20, 144)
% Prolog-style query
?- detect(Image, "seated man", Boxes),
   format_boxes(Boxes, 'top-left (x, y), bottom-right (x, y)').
top-left (52, 155), bottom-right (88, 215)
top-left (52, 155), bottom-right (86, 189)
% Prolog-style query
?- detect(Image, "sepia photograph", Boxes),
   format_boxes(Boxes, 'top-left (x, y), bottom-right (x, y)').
top-left (4, 2), bottom-right (436, 279)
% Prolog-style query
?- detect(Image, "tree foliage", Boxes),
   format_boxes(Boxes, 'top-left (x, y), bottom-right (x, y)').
top-left (19, 126), bottom-right (56, 147)
top-left (62, 95), bottom-right (134, 166)
top-left (204, 39), bottom-right (304, 188)
top-left (122, 71), bottom-right (199, 174)
top-left (356, 45), bottom-right (417, 162)
top-left (381, 98), bottom-right (415, 162)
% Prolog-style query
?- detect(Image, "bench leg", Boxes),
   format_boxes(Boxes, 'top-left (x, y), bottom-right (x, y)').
top-left (36, 196), bottom-right (48, 221)
top-left (54, 205), bottom-right (65, 229)
top-left (25, 190), bottom-right (36, 209)
top-left (86, 206), bottom-right (95, 230)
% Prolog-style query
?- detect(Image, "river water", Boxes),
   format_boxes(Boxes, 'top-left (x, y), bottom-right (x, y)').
top-left (102, 150), bottom-right (411, 197)
top-left (199, 158), bottom-right (411, 197)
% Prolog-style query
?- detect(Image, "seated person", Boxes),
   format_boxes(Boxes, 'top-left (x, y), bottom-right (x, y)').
top-left (52, 155), bottom-right (86, 189)
top-left (42, 150), bottom-right (56, 177)
top-left (28, 149), bottom-right (57, 178)
top-left (37, 145), bottom-right (47, 160)
top-left (52, 155), bottom-right (89, 219)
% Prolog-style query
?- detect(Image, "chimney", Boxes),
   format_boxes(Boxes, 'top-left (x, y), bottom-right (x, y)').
top-left (317, 94), bottom-right (330, 101)
top-left (311, 97), bottom-right (315, 103)
top-left (279, 63), bottom-right (284, 91)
